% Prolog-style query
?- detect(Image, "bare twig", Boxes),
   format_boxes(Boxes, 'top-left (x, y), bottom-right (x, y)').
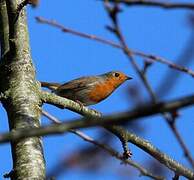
top-left (167, 119), bottom-right (194, 168)
top-left (35, 16), bottom-right (194, 78)
top-left (142, 60), bottom-right (153, 75)
top-left (1, 93), bottom-right (194, 143)
top-left (71, 130), bottom-right (164, 180)
top-left (104, 2), bottom-right (156, 100)
top-left (37, 11), bottom-right (194, 170)
top-left (41, 91), bottom-right (130, 157)
top-left (42, 110), bottom-right (165, 180)
top-left (1, 103), bottom-right (194, 178)
top-left (156, 31), bottom-right (194, 97)
top-left (104, 1), bottom-right (194, 170)
top-left (37, 15), bottom-right (194, 166)
top-left (106, 0), bottom-right (194, 10)
top-left (35, 9), bottom-right (194, 177)
top-left (41, 91), bottom-right (131, 158)
top-left (42, 110), bottom-right (61, 123)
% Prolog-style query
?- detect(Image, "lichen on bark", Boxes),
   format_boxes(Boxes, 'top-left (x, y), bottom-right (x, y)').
top-left (0, 0), bottom-right (45, 179)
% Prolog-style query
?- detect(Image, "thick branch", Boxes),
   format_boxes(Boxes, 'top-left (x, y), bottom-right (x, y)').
top-left (108, 0), bottom-right (194, 10)
top-left (109, 126), bottom-right (194, 179)
top-left (104, 2), bottom-right (194, 169)
top-left (71, 130), bottom-right (164, 180)
top-left (1, 107), bottom-right (194, 178)
top-left (1, 80), bottom-right (193, 179)
top-left (41, 89), bottom-right (131, 157)
top-left (1, 94), bottom-right (194, 177)
top-left (40, 92), bottom-right (194, 160)
top-left (43, 110), bottom-right (164, 180)
top-left (168, 120), bottom-right (194, 168)
top-left (1, 94), bottom-right (194, 142)
top-left (41, 90), bottom-right (101, 118)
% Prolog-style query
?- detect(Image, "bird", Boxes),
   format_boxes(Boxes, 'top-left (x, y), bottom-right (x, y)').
top-left (41, 71), bottom-right (132, 106)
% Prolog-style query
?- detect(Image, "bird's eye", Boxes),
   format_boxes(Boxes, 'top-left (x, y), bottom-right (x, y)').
top-left (114, 72), bottom-right (120, 77)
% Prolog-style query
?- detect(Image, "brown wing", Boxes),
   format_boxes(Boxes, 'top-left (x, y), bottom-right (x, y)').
top-left (55, 76), bottom-right (101, 97)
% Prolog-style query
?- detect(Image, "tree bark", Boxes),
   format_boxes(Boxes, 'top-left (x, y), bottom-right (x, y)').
top-left (0, 0), bottom-right (45, 179)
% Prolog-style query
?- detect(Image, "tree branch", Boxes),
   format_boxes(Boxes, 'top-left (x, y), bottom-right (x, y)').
top-left (42, 110), bottom-right (165, 180)
top-left (168, 119), bottom-right (194, 168)
top-left (110, 126), bottom-right (194, 179)
top-left (107, 0), bottom-right (194, 10)
top-left (36, 16), bottom-right (194, 78)
top-left (41, 91), bottom-right (101, 118)
top-left (0, 93), bottom-right (194, 141)
top-left (71, 130), bottom-right (165, 180)
top-left (41, 91), bottom-right (131, 157)
top-left (104, 2), bottom-right (194, 169)
top-left (1, 97), bottom-right (194, 178)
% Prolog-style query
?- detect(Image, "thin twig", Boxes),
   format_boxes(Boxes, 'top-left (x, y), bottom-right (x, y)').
top-left (106, 0), bottom-right (194, 10)
top-left (37, 12), bottom-right (194, 170)
top-left (1, 93), bottom-right (194, 143)
top-left (1, 106), bottom-right (194, 178)
top-left (168, 119), bottom-right (194, 168)
top-left (35, 16), bottom-right (194, 78)
top-left (41, 91), bottom-right (130, 158)
top-left (71, 130), bottom-right (164, 180)
top-left (42, 110), bottom-right (61, 123)
top-left (36, 10), bottom-right (194, 176)
top-left (104, 1), bottom-right (194, 170)
top-left (156, 31), bottom-right (194, 97)
top-left (42, 110), bottom-right (165, 180)
top-left (104, 2), bottom-right (156, 100)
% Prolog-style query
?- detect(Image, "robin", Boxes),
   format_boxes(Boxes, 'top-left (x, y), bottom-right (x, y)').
top-left (41, 71), bottom-right (132, 106)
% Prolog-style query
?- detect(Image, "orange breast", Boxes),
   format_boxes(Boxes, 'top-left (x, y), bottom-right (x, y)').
top-left (88, 79), bottom-right (116, 103)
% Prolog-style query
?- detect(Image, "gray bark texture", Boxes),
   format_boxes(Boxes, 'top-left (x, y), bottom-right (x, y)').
top-left (0, 0), bottom-right (45, 179)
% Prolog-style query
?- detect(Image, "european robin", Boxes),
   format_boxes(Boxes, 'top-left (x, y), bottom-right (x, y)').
top-left (41, 71), bottom-right (132, 106)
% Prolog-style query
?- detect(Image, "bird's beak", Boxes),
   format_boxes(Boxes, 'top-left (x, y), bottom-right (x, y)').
top-left (126, 76), bottom-right (132, 80)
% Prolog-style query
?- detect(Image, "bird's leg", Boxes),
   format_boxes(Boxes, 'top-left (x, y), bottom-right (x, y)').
top-left (75, 100), bottom-right (85, 107)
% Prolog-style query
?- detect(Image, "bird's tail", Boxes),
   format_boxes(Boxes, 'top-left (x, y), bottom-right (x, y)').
top-left (40, 81), bottom-right (61, 91)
